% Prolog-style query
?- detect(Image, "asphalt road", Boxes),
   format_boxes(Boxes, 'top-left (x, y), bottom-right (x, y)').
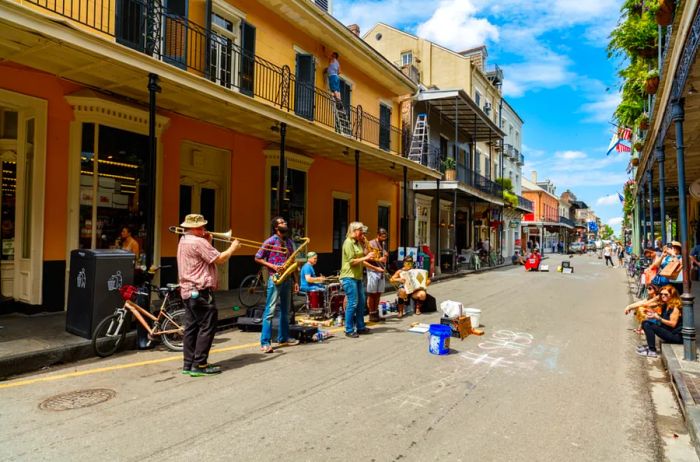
top-left (0, 255), bottom-right (679, 461)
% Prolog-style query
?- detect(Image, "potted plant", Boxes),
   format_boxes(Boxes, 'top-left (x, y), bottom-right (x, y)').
top-left (631, 154), bottom-right (640, 166)
top-left (633, 140), bottom-right (644, 152)
top-left (637, 112), bottom-right (650, 130)
top-left (650, 0), bottom-right (675, 26)
top-left (442, 157), bottom-right (456, 181)
top-left (645, 69), bottom-right (660, 94)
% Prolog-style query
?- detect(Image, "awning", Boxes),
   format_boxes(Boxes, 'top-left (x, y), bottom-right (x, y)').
top-left (415, 89), bottom-right (506, 141)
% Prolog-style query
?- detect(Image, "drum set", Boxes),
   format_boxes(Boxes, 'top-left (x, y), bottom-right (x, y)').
top-left (303, 278), bottom-right (345, 319)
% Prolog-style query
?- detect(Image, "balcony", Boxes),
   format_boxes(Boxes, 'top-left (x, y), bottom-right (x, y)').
top-left (517, 152), bottom-right (524, 165)
top-left (457, 166), bottom-right (503, 198)
top-left (517, 195), bottom-right (534, 213)
top-left (397, 63), bottom-right (420, 84)
top-left (559, 216), bottom-right (575, 227)
top-left (21, 0), bottom-right (403, 154)
top-left (503, 143), bottom-right (514, 158)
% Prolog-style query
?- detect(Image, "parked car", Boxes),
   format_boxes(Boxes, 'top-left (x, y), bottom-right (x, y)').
top-left (568, 242), bottom-right (585, 253)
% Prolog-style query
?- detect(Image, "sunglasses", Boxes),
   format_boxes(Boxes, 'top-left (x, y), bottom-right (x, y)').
top-left (660, 293), bottom-right (670, 297)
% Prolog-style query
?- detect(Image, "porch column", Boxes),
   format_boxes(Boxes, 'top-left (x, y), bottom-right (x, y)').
top-left (656, 145), bottom-right (667, 244)
top-left (671, 98), bottom-right (696, 361)
top-left (435, 179), bottom-right (441, 272)
top-left (145, 73), bottom-right (160, 268)
top-left (641, 186), bottom-right (647, 249)
top-left (355, 150), bottom-right (360, 221)
top-left (277, 122), bottom-right (287, 217)
top-left (636, 192), bottom-right (643, 254)
top-left (452, 189), bottom-right (457, 253)
top-left (540, 224), bottom-right (545, 255)
top-left (648, 170), bottom-right (654, 247)
top-left (402, 166), bottom-right (408, 250)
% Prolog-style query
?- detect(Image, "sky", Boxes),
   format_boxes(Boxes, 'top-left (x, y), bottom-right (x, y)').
top-left (333, 0), bottom-right (629, 233)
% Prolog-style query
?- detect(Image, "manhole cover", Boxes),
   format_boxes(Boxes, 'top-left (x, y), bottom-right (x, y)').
top-left (39, 389), bottom-right (116, 411)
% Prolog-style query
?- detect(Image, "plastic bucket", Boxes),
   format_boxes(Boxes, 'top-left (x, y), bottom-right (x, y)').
top-left (428, 324), bottom-right (451, 355)
top-left (463, 308), bottom-right (481, 327)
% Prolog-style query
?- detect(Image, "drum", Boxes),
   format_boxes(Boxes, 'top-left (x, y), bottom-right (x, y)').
top-left (330, 293), bottom-right (345, 316)
top-left (308, 290), bottom-right (325, 310)
top-left (327, 282), bottom-right (341, 295)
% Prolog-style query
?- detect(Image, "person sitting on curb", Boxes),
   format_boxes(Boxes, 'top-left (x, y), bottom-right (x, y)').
top-left (389, 256), bottom-right (430, 316)
top-left (637, 285), bottom-right (683, 358)
top-left (624, 284), bottom-right (661, 334)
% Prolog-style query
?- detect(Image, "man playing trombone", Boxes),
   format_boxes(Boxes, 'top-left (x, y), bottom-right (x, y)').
top-left (255, 216), bottom-right (300, 353)
top-left (177, 214), bottom-right (240, 376)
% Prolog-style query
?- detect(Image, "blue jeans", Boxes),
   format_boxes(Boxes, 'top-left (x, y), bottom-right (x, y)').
top-left (342, 278), bottom-right (365, 334)
top-left (260, 278), bottom-right (291, 346)
top-left (328, 74), bottom-right (340, 93)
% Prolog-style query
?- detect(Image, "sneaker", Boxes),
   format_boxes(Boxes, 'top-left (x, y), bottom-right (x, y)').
top-left (357, 328), bottom-right (371, 335)
top-left (181, 368), bottom-right (192, 375)
top-left (345, 332), bottom-right (359, 338)
top-left (189, 364), bottom-right (222, 376)
top-left (636, 345), bottom-right (648, 353)
top-left (277, 338), bottom-right (300, 346)
top-left (637, 349), bottom-right (658, 358)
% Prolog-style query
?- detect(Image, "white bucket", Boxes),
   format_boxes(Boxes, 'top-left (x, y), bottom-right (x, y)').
top-left (463, 308), bottom-right (481, 327)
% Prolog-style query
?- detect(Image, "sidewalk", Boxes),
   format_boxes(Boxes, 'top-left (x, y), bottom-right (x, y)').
top-left (0, 262), bottom-right (512, 380)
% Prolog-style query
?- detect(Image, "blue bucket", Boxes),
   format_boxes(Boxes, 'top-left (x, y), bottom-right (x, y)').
top-left (428, 324), bottom-right (451, 355)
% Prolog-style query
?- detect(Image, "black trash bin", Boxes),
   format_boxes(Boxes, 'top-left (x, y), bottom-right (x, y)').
top-left (66, 249), bottom-right (135, 339)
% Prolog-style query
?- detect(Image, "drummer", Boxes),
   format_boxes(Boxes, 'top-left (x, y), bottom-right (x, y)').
top-left (300, 251), bottom-right (327, 293)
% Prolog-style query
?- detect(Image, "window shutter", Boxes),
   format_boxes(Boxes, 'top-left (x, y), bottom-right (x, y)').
top-left (239, 20), bottom-right (256, 96)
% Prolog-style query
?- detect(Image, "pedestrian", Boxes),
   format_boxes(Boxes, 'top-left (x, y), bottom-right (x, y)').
top-left (326, 51), bottom-right (341, 103)
top-left (340, 222), bottom-right (374, 337)
top-left (603, 244), bottom-right (614, 267)
top-left (255, 216), bottom-right (300, 353)
top-left (177, 213), bottom-right (240, 376)
top-left (617, 242), bottom-right (625, 267)
top-left (637, 285), bottom-right (683, 358)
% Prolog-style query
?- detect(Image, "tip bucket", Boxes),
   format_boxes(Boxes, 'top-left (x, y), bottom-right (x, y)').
top-left (428, 324), bottom-right (451, 355)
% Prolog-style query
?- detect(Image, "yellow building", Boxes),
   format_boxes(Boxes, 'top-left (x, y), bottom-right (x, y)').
top-left (0, 0), bottom-right (440, 311)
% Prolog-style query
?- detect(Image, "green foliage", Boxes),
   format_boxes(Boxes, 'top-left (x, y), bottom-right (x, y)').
top-left (503, 190), bottom-right (519, 208)
top-left (608, 11), bottom-right (658, 59)
top-left (441, 157), bottom-right (456, 170)
top-left (601, 224), bottom-right (615, 239)
top-left (495, 177), bottom-right (514, 192)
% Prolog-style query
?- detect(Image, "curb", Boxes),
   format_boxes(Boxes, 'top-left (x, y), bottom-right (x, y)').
top-left (661, 345), bottom-right (700, 460)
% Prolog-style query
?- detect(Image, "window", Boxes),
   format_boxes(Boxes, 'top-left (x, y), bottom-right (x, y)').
top-left (209, 3), bottom-right (243, 89)
top-left (401, 51), bottom-right (413, 66)
top-left (378, 205), bottom-right (390, 248)
top-left (475, 150), bottom-right (481, 174)
top-left (475, 91), bottom-right (481, 107)
top-left (333, 198), bottom-right (348, 251)
top-left (271, 167), bottom-right (306, 239)
top-left (485, 156), bottom-right (491, 178)
top-left (379, 104), bottom-right (391, 151)
top-left (78, 123), bottom-right (149, 251)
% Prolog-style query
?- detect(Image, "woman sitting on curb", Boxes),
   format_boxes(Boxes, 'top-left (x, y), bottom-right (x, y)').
top-left (637, 285), bottom-right (683, 358)
top-left (624, 284), bottom-right (661, 334)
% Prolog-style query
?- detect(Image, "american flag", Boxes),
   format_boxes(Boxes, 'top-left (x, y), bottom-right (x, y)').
top-left (606, 127), bottom-right (632, 155)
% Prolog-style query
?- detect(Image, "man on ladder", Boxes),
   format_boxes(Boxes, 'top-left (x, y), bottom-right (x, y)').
top-left (327, 52), bottom-right (342, 104)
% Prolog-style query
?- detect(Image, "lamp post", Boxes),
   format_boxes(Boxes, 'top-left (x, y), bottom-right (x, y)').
top-left (671, 98), bottom-right (696, 361)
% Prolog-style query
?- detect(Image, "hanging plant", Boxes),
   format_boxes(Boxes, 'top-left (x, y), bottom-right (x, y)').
top-left (631, 155), bottom-right (640, 166)
top-left (633, 140), bottom-right (645, 152)
top-left (648, 0), bottom-right (676, 26)
top-left (637, 112), bottom-right (650, 130)
top-left (608, 13), bottom-right (658, 59)
top-left (645, 69), bottom-right (660, 94)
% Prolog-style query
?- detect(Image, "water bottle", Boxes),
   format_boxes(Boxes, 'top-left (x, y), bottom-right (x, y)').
top-left (317, 326), bottom-right (324, 343)
top-left (336, 315), bottom-right (343, 327)
top-left (191, 289), bottom-right (199, 300)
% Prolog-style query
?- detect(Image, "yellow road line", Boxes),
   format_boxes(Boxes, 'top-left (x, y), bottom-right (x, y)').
top-left (0, 325), bottom-right (347, 390)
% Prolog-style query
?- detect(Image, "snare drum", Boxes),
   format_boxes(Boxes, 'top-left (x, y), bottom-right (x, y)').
top-left (329, 293), bottom-right (345, 316)
top-left (326, 282), bottom-right (342, 295)
top-left (308, 290), bottom-right (325, 310)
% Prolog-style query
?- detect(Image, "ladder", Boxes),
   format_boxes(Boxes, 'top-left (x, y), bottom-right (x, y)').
top-left (333, 99), bottom-right (352, 137)
top-left (408, 113), bottom-right (429, 163)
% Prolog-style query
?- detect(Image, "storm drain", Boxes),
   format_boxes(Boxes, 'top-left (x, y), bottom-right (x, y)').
top-left (39, 389), bottom-right (116, 411)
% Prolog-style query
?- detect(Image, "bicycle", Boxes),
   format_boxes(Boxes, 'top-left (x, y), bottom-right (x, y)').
top-left (239, 267), bottom-right (269, 308)
top-left (92, 270), bottom-right (186, 357)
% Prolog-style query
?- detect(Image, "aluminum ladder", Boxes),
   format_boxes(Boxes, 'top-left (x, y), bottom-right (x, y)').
top-left (408, 113), bottom-right (428, 163)
top-left (333, 99), bottom-right (352, 137)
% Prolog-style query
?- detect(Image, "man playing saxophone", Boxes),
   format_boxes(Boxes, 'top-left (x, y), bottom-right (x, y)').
top-left (255, 216), bottom-right (299, 353)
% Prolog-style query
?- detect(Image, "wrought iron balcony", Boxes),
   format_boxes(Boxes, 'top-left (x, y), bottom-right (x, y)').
top-left (517, 153), bottom-right (525, 165)
top-left (504, 143), bottom-right (514, 158)
top-left (517, 195), bottom-right (533, 212)
top-left (559, 216), bottom-right (575, 227)
top-left (22, 0), bottom-right (402, 154)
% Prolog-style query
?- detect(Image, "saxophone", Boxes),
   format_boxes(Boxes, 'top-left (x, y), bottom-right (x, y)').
top-left (271, 237), bottom-right (310, 285)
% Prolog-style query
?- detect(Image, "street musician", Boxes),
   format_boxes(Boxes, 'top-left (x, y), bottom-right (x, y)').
top-left (300, 251), bottom-right (326, 293)
top-left (366, 228), bottom-right (388, 322)
top-left (390, 255), bottom-right (430, 316)
top-left (255, 216), bottom-right (299, 353)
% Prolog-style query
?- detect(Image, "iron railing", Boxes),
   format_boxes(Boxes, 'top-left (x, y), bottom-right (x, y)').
top-left (517, 195), bottom-right (534, 212)
top-left (23, 0), bottom-right (403, 154)
top-left (559, 216), bottom-right (575, 227)
top-left (459, 167), bottom-right (503, 198)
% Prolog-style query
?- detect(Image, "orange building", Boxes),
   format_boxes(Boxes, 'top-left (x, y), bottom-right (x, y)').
top-left (520, 173), bottom-right (571, 251)
top-left (0, 0), bottom-right (440, 311)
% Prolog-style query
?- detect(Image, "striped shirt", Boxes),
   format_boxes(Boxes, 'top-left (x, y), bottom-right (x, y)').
top-left (177, 234), bottom-right (221, 299)
top-left (255, 235), bottom-right (295, 266)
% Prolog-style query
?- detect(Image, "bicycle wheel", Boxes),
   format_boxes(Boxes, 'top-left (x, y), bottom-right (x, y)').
top-left (92, 313), bottom-right (127, 357)
top-left (239, 274), bottom-right (264, 307)
top-left (160, 309), bottom-right (185, 352)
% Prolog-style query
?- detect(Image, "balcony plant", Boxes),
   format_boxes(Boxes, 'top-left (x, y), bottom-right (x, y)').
top-left (645, 68), bottom-right (660, 94)
top-left (648, 0), bottom-right (675, 26)
top-left (442, 157), bottom-right (456, 181)
top-left (637, 112), bottom-right (650, 130)
top-left (633, 139), bottom-right (645, 152)
top-left (496, 178), bottom-right (518, 208)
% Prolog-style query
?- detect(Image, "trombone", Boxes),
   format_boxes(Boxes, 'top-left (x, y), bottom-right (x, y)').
top-left (168, 226), bottom-right (287, 254)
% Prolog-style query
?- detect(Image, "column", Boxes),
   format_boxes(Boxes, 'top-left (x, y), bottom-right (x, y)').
top-left (354, 150), bottom-right (360, 221)
top-left (648, 170), bottom-right (654, 247)
top-left (656, 145), bottom-right (667, 244)
top-left (277, 122), bottom-right (287, 217)
top-left (435, 179), bottom-right (441, 272)
top-left (672, 98), bottom-right (695, 361)
top-left (145, 73), bottom-right (160, 268)
top-left (641, 186), bottom-right (647, 249)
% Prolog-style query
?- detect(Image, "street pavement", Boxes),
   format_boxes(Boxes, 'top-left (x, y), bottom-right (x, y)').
top-left (0, 254), bottom-right (694, 461)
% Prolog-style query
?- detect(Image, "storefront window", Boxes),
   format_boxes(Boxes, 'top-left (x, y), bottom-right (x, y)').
top-left (79, 123), bottom-right (149, 254)
top-left (270, 166), bottom-right (306, 240)
top-left (1, 159), bottom-right (15, 261)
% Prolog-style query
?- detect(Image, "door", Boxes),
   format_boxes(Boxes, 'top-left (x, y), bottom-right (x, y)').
top-left (379, 104), bottom-right (391, 151)
top-left (179, 144), bottom-right (231, 290)
top-left (116, 0), bottom-right (147, 52)
top-left (295, 53), bottom-right (316, 121)
top-left (239, 21), bottom-right (256, 96)
top-left (162, 0), bottom-right (189, 68)
top-left (332, 198), bottom-right (349, 267)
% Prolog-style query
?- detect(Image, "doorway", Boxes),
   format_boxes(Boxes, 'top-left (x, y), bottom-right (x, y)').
top-left (295, 52), bottom-right (315, 121)
top-left (179, 142), bottom-right (231, 290)
top-left (331, 197), bottom-right (349, 267)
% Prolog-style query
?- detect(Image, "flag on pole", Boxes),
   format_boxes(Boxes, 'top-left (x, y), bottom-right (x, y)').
top-left (606, 127), bottom-right (633, 155)
top-left (618, 192), bottom-right (624, 203)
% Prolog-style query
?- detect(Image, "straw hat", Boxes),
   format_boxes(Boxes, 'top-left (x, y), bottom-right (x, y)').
top-left (180, 214), bottom-right (208, 228)
top-left (671, 240), bottom-right (682, 248)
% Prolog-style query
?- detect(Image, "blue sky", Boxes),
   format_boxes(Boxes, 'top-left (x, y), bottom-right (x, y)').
top-left (334, 0), bottom-right (629, 232)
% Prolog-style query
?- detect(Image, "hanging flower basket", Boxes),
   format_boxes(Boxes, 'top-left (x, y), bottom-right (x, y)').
top-left (645, 76), bottom-right (660, 95)
top-left (639, 118), bottom-right (650, 130)
top-left (656, 0), bottom-right (675, 26)
top-left (633, 141), bottom-right (644, 152)
top-left (631, 156), bottom-right (640, 167)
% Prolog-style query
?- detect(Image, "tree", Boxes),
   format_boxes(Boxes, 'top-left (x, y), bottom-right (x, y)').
top-left (601, 224), bottom-right (615, 240)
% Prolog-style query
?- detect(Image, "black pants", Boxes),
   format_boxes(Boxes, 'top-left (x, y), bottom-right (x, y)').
top-left (183, 291), bottom-right (218, 369)
top-left (642, 320), bottom-right (682, 351)
top-left (604, 256), bottom-right (613, 266)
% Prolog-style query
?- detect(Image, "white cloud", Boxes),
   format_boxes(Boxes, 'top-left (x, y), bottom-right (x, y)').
top-left (608, 217), bottom-right (623, 226)
top-left (556, 150), bottom-right (587, 160)
top-left (579, 92), bottom-right (621, 124)
top-left (416, 0), bottom-right (499, 51)
top-left (596, 195), bottom-right (619, 206)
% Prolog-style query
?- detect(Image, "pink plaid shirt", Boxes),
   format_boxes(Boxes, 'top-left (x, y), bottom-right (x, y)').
top-left (177, 234), bottom-right (221, 299)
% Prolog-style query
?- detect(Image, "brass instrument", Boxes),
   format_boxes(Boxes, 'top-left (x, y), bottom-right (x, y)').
top-left (271, 237), bottom-right (310, 285)
top-left (168, 226), bottom-right (287, 254)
